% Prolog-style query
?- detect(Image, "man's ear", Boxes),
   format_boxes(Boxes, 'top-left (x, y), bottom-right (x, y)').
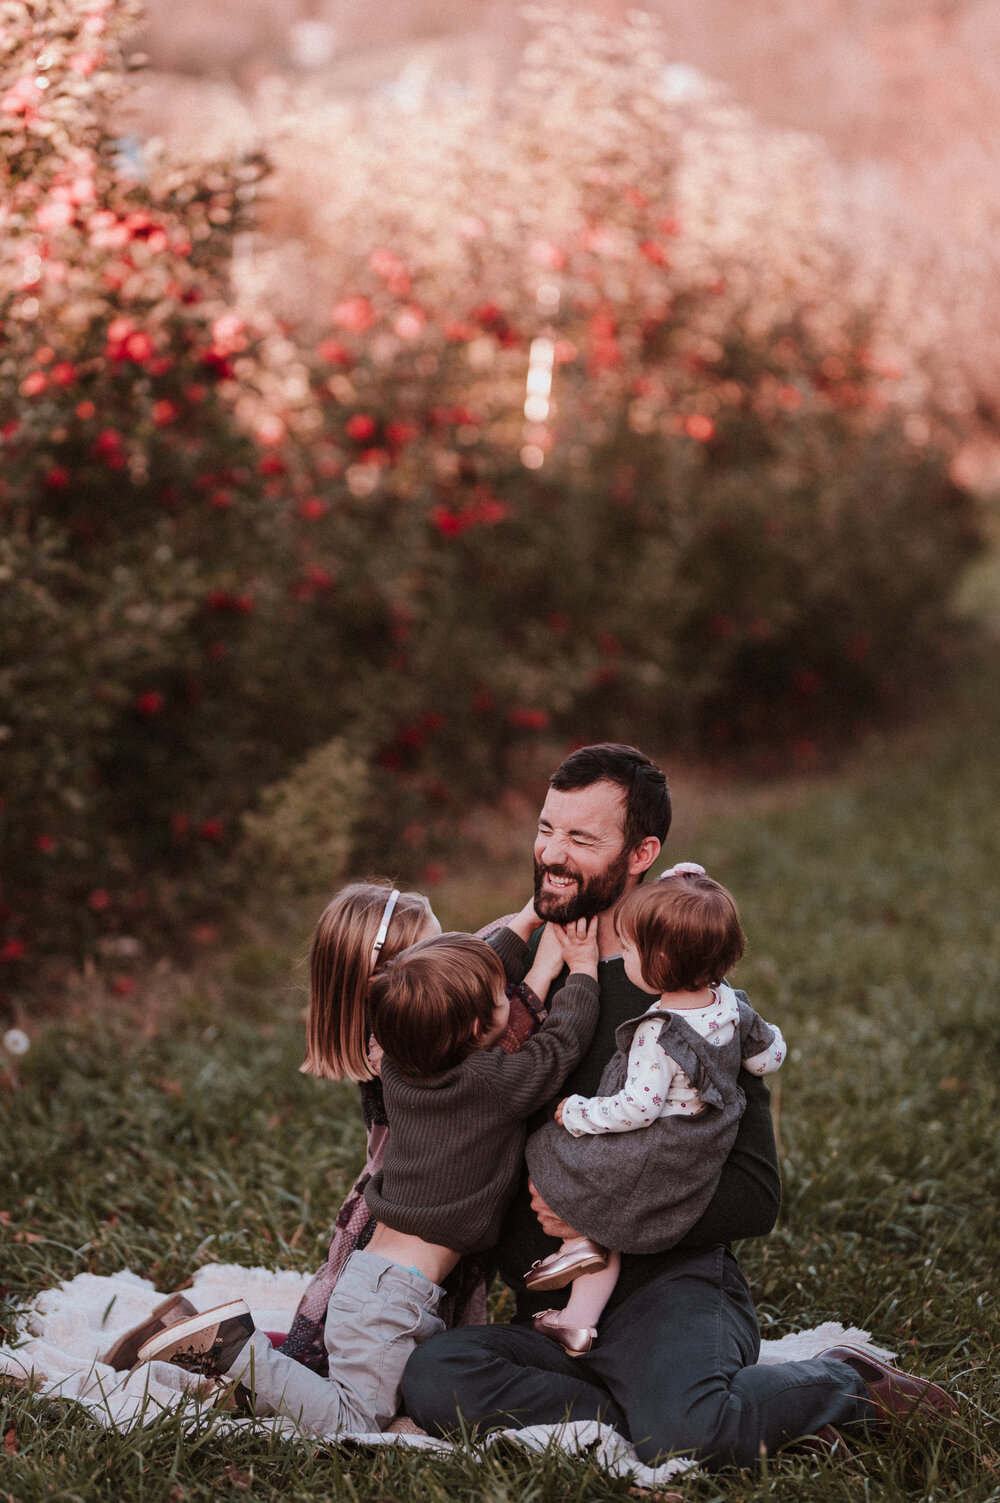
top-left (628, 836), bottom-right (661, 878)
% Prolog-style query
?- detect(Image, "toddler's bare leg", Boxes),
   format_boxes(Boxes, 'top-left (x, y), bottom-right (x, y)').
top-left (560, 1249), bottom-right (621, 1329)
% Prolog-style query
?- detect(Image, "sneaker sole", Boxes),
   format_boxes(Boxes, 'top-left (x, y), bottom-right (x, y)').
top-left (138, 1300), bottom-right (251, 1363)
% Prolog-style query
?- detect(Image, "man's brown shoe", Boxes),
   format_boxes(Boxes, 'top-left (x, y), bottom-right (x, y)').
top-left (820, 1345), bottom-right (959, 1423)
top-left (101, 1292), bottom-right (198, 1371)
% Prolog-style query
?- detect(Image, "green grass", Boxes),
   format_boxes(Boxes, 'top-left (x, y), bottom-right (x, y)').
top-left (3, 669), bottom-right (1000, 1500)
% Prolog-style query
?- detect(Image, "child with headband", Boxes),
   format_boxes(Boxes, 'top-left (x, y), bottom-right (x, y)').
top-left (522, 865), bottom-right (785, 1356)
top-left (103, 883), bottom-right (444, 1373)
top-left (134, 881), bottom-right (601, 1434)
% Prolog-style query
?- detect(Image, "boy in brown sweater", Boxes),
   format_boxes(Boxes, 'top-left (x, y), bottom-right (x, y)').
top-left (136, 903), bottom-right (599, 1436)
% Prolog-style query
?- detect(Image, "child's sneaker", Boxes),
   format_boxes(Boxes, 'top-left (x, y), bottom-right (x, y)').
top-left (531, 1309), bottom-right (597, 1357)
top-left (524, 1237), bottom-right (608, 1291)
top-left (137, 1299), bottom-right (255, 1378)
top-left (101, 1291), bottom-right (198, 1371)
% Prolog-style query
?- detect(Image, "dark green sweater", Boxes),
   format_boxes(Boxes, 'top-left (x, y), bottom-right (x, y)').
top-left (495, 954), bottom-right (782, 1319)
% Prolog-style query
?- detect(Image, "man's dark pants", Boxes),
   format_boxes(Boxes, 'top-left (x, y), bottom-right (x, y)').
top-left (402, 1246), bottom-right (872, 1468)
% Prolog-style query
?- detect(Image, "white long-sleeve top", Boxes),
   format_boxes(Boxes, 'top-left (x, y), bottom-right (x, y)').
top-left (560, 986), bottom-right (785, 1137)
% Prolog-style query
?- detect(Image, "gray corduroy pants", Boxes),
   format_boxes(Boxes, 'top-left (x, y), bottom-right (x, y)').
top-left (226, 1249), bottom-right (445, 1435)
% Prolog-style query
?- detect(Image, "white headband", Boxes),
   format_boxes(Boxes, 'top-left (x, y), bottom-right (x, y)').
top-left (658, 862), bottom-right (706, 880)
top-left (370, 888), bottom-right (401, 973)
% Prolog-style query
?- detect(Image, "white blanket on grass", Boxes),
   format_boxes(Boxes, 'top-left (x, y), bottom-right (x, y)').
top-left (0, 1265), bottom-right (892, 1487)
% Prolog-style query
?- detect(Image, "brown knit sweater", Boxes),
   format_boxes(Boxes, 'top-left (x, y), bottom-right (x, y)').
top-left (364, 928), bottom-right (599, 1255)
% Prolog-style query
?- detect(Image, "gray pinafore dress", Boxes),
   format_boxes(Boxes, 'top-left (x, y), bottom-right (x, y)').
top-left (524, 990), bottom-right (776, 1255)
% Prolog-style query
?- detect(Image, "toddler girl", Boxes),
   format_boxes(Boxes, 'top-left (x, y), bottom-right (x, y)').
top-left (135, 884), bottom-right (600, 1435)
top-left (523, 865), bottom-right (785, 1356)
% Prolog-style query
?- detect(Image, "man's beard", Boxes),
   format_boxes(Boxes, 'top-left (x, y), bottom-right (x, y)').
top-left (532, 844), bottom-right (632, 925)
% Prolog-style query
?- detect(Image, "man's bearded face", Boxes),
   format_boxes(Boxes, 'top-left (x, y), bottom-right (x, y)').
top-left (532, 841), bottom-right (632, 924)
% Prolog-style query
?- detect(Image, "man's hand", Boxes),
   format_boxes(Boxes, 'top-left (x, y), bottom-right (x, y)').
top-left (554, 1097), bottom-right (567, 1126)
top-left (528, 1177), bottom-right (578, 1239)
top-left (553, 916), bottom-right (599, 979)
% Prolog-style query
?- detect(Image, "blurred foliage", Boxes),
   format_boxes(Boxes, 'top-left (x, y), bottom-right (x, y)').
top-left (0, 1), bottom-right (985, 990)
top-left (240, 738), bottom-right (368, 901)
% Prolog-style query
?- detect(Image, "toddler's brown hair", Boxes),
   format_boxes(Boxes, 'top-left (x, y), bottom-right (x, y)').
top-left (615, 871), bottom-right (745, 992)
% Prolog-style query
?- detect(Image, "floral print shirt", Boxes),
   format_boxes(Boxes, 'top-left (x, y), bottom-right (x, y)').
top-left (560, 987), bottom-right (785, 1136)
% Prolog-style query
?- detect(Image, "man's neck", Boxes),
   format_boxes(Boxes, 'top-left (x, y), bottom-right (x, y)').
top-left (596, 908), bottom-right (623, 959)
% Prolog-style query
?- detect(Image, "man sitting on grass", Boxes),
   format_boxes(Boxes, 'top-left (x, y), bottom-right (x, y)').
top-left (401, 742), bottom-right (959, 1467)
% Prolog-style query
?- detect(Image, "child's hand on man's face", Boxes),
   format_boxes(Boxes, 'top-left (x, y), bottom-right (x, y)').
top-left (509, 894), bottom-right (546, 942)
top-left (554, 915), bottom-right (599, 977)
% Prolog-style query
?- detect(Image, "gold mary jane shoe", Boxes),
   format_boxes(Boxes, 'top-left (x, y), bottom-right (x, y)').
top-left (523, 1238), bottom-right (608, 1291)
top-left (531, 1310), bottom-right (597, 1357)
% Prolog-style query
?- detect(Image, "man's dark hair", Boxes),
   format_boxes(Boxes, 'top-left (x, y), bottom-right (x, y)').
top-left (549, 743), bottom-right (671, 855)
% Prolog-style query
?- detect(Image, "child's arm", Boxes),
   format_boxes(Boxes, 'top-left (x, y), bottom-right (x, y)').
top-left (480, 919), bottom-right (600, 1118)
top-left (550, 917), bottom-right (600, 984)
top-left (742, 1021), bottom-right (785, 1076)
top-left (486, 903), bottom-right (596, 1003)
top-left (557, 1015), bottom-right (679, 1136)
top-left (737, 996), bottom-right (786, 1077)
top-left (485, 897), bottom-right (543, 987)
top-left (523, 922), bottom-right (566, 1004)
top-left (525, 913), bottom-right (599, 1008)
top-left (505, 895), bottom-right (544, 946)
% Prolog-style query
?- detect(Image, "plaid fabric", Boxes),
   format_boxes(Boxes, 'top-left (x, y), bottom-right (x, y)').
top-left (279, 957), bottom-right (543, 1374)
top-left (278, 1123), bottom-right (386, 1372)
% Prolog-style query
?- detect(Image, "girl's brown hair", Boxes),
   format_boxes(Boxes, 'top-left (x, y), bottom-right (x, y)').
top-left (615, 872), bottom-right (745, 992)
top-left (301, 881), bottom-right (433, 1082)
top-left (368, 933), bottom-right (505, 1081)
